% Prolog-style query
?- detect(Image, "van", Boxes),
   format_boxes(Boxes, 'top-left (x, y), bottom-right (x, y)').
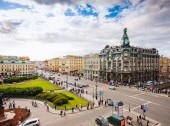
top-left (19, 118), bottom-right (40, 126)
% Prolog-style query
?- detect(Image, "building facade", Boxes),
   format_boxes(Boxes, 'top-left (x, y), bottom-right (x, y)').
top-left (47, 58), bottom-right (60, 72)
top-left (99, 28), bottom-right (160, 84)
top-left (0, 59), bottom-right (34, 76)
top-left (59, 55), bottom-right (83, 75)
top-left (83, 53), bottom-right (100, 80)
top-left (159, 56), bottom-right (170, 82)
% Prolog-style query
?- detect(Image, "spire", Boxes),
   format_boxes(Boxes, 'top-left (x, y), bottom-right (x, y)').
top-left (121, 28), bottom-right (130, 47)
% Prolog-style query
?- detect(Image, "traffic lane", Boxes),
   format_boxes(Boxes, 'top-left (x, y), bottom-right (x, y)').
top-left (134, 103), bottom-right (170, 126)
top-left (42, 107), bottom-right (111, 126)
top-left (115, 86), bottom-right (143, 96)
top-left (135, 93), bottom-right (170, 109)
top-left (86, 85), bottom-right (146, 110)
top-left (102, 89), bottom-right (145, 109)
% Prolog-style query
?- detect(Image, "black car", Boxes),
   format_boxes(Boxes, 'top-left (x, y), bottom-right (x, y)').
top-left (95, 116), bottom-right (109, 126)
top-left (106, 99), bottom-right (114, 106)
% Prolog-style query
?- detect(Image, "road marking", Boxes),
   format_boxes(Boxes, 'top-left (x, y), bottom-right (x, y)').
top-left (130, 93), bottom-right (145, 97)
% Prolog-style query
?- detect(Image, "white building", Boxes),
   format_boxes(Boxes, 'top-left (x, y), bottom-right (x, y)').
top-left (83, 53), bottom-right (100, 80)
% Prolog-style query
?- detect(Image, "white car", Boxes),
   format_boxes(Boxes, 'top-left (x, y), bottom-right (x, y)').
top-left (109, 86), bottom-right (116, 90)
top-left (19, 118), bottom-right (40, 126)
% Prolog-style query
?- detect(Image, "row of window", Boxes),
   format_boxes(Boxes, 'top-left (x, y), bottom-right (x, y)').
top-left (0, 68), bottom-right (33, 71)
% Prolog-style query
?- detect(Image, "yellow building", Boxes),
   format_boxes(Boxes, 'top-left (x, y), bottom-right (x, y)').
top-left (59, 55), bottom-right (83, 75)
top-left (47, 58), bottom-right (60, 72)
top-left (0, 59), bottom-right (34, 76)
top-left (159, 56), bottom-right (170, 81)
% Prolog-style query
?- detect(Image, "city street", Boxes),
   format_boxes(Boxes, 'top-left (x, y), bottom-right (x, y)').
top-left (35, 71), bottom-right (170, 126)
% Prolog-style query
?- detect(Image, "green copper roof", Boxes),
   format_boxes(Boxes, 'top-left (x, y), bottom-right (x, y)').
top-left (0, 59), bottom-right (33, 64)
top-left (121, 28), bottom-right (130, 48)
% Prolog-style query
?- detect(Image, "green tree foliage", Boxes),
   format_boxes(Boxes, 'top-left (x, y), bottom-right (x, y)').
top-left (3, 75), bottom-right (38, 84)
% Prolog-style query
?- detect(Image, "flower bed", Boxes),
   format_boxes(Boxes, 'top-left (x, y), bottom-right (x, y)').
top-left (0, 108), bottom-right (30, 126)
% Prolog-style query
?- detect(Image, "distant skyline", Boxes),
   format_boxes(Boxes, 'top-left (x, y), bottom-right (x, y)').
top-left (0, 0), bottom-right (170, 61)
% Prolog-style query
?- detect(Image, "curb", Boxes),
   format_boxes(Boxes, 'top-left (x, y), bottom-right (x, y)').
top-left (131, 111), bottom-right (161, 125)
top-left (15, 98), bottom-right (101, 115)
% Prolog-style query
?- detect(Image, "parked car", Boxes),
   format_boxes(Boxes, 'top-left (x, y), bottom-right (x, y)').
top-left (109, 86), bottom-right (116, 90)
top-left (106, 99), bottom-right (114, 106)
top-left (95, 116), bottom-right (109, 126)
top-left (19, 118), bottom-right (40, 126)
top-left (77, 84), bottom-right (84, 88)
top-left (83, 84), bottom-right (89, 87)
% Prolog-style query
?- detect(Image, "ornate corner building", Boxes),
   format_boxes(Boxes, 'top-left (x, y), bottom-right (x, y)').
top-left (99, 28), bottom-right (160, 84)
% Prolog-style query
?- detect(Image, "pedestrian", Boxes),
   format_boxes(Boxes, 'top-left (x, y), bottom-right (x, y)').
top-left (55, 104), bottom-right (57, 110)
top-left (8, 102), bottom-right (12, 109)
top-left (146, 120), bottom-right (150, 126)
top-left (60, 110), bottom-right (63, 116)
top-left (12, 101), bottom-right (15, 105)
top-left (13, 102), bottom-right (15, 108)
top-left (98, 101), bottom-right (100, 106)
top-left (63, 111), bottom-right (66, 116)
top-left (137, 116), bottom-right (139, 124)
top-left (46, 105), bottom-right (49, 111)
top-left (34, 101), bottom-right (37, 107)
top-left (72, 107), bottom-right (74, 113)
top-left (79, 104), bottom-right (81, 111)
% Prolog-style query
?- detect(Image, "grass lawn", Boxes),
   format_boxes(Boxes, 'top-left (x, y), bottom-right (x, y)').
top-left (0, 78), bottom-right (61, 91)
top-left (53, 91), bottom-right (88, 110)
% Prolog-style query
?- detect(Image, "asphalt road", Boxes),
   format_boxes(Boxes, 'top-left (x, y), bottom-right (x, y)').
top-left (36, 71), bottom-right (170, 126)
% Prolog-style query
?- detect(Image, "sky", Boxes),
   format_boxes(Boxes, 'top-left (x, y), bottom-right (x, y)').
top-left (0, 0), bottom-right (170, 61)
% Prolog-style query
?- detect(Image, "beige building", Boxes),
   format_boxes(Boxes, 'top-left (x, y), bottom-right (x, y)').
top-left (19, 56), bottom-right (30, 61)
top-left (47, 58), bottom-right (60, 72)
top-left (159, 56), bottom-right (170, 81)
top-left (0, 59), bottom-right (34, 76)
top-left (59, 55), bottom-right (83, 75)
top-left (83, 53), bottom-right (100, 80)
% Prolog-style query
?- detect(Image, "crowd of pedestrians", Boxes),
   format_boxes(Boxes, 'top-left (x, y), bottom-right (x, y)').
top-left (8, 101), bottom-right (16, 109)
top-left (31, 100), bottom-right (38, 107)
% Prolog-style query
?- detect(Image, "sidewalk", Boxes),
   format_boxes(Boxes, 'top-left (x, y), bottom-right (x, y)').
top-left (123, 110), bottom-right (161, 126)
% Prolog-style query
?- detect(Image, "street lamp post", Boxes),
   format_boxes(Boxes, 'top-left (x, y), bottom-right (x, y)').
top-left (95, 78), bottom-right (98, 100)
top-left (66, 74), bottom-right (68, 88)
top-left (93, 87), bottom-right (94, 104)
top-left (75, 77), bottom-right (78, 89)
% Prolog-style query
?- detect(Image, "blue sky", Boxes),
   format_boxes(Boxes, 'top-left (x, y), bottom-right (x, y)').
top-left (0, 0), bottom-right (29, 10)
top-left (0, 0), bottom-right (170, 60)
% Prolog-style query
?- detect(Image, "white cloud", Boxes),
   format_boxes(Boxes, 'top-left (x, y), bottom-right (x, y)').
top-left (0, 0), bottom-right (170, 60)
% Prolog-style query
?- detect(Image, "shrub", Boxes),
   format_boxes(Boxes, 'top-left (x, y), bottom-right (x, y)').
top-left (0, 87), bottom-right (43, 97)
top-left (3, 75), bottom-right (38, 84)
top-left (46, 93), bottom-right (59, 102)
top-left (35, 92), bottom-right (72, 106)
top-left (60, 93), bottom-right (74, 100)
top-left (53, 97), bottom-right (68, 106)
